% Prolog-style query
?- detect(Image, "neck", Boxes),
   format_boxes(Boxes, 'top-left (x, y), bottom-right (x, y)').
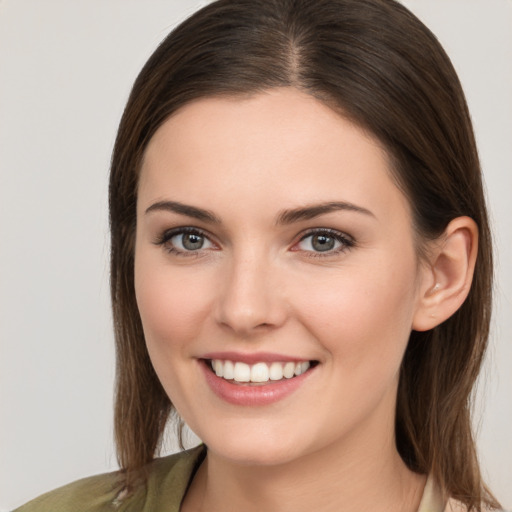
top-left (183, 412), bottom-right (426, 512)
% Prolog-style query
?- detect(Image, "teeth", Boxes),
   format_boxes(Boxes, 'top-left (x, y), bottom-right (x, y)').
top-left (283, 362), bottom-right (295, 379)
top-left (251, 362), bottom-right (269, 383)
top-left (296, 361), bottom-right (310, 376)
top-left (213, 359), bottom-right (223, 377)
top-left (223, 360), bottom-right (234, 380)
top-left (269, 362), bottom-right (284, 381)
top-left (211, 359), bottom-right (312, 383)
top-left (233, 362), bottom-right (251, 382)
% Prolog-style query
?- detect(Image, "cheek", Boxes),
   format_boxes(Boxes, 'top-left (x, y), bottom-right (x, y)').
top-left (293, 258), bottom-right (418, 379)
top-left (134, 257), bottom-right (213, 355)
top-left (134, 257), bottom-right (218, 413)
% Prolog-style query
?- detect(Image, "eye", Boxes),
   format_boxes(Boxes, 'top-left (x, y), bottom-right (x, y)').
top-left (171, 231), bottom-right (211, 251)
top-left (294, 229), bottom-right (354, 255)
top-left (155, 227), bottom-right (215, 255)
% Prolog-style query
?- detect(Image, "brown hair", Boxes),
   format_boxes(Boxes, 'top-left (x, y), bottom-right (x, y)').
top-left (109, 0), bottom-right (499, 509)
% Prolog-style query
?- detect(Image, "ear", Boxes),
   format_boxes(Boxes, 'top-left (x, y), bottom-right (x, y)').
top-left (412, 216), bottom-right (478, 332)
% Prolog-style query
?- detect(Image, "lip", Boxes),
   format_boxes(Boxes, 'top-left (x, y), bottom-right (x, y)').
top-left (199, 358), bottom-right (316, 406)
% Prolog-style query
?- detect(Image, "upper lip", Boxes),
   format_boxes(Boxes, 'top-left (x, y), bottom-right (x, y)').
top-left (200, 351), bottom-right (313, 365)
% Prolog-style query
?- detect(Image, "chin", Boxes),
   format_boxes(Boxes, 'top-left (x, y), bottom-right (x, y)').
top-left (208, 441), bottom-right (304, 467)
top-left (194, 420), bottom-right (318, 467)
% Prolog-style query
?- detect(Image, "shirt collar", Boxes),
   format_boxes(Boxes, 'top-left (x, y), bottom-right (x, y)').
top-left (417, 475), bottom-right (446, 512)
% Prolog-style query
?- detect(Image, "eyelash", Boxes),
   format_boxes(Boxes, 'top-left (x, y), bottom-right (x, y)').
top-left (294, 228), bottom-right (355, 258)
top-left (154, 227), bottom-right (215, 257)
top-left (154, 227), bottom-right (355, 258)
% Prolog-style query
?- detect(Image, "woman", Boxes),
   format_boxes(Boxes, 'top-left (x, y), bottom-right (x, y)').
top-left (15, 0), bottom-right (505, 510)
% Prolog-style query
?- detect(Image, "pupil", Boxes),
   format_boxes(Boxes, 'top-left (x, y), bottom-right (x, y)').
top-left (183, 233), bottom-right (204, 250)
top-left (312, 234), bottom-right (335, 252)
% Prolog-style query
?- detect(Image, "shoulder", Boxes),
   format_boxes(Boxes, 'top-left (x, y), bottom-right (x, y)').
top-left (444, 498), bottom-right (510, 512)
top-left (12, 470), bottom-right (123, 512)
top-left (420, 476), bottom-right (509, 512)
top-left (13, 445), bottom-right (206, 512)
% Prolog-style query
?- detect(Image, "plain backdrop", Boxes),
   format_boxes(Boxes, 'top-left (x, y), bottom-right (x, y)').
top-left (0, 1), bottom-right (511, 510)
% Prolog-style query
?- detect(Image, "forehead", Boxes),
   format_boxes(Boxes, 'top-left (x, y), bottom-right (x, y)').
top-left (138, 88), bottom-right (410, 224)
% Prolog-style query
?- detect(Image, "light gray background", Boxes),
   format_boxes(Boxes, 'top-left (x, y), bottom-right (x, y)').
top-left (1, 1), bottom-right (510, 510)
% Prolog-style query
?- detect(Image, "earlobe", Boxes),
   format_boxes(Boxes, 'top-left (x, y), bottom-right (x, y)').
top-left (412, 216), bottom-right (478, 332)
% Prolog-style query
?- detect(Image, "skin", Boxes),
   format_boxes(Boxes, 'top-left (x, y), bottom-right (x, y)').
top-left (134, 88), bottom-right (476, 511)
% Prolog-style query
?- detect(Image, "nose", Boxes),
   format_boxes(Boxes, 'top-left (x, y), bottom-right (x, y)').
top-left (214, 251), bottom-right (288, 336)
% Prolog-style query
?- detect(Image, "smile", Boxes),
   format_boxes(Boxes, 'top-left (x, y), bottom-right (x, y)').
top-left (200, 356), bottom-right (318, 406)
top-left (210, 359), bottom-right (312, 383)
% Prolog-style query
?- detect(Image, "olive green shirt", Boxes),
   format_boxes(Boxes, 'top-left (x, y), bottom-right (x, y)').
top-left (14, 445), bottom-right (453, 512)
top-left (13, 446), bottom-right (206, 512)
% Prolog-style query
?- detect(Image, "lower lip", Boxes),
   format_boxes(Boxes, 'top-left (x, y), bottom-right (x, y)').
top-left (200, 360), bottom-right (315, 406)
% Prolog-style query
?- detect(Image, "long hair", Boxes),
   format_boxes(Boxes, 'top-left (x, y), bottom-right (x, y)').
top-left (109, 1), bottom-right (499, 509)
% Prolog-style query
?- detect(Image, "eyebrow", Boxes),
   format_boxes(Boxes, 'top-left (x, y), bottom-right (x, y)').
top-left (145, 201), bottom-right (221, 224)
top-left (144, 199), bottom-right (374, 225)
top-left (276, 201), bottom-right (375, 225)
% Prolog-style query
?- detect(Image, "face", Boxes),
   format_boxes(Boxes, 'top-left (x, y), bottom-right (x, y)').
top-left (135, 88), bottom-right (428, 466)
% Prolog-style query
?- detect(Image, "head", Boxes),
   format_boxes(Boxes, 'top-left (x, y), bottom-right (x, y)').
top-left (109, 0), bottom-right (496, 509)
